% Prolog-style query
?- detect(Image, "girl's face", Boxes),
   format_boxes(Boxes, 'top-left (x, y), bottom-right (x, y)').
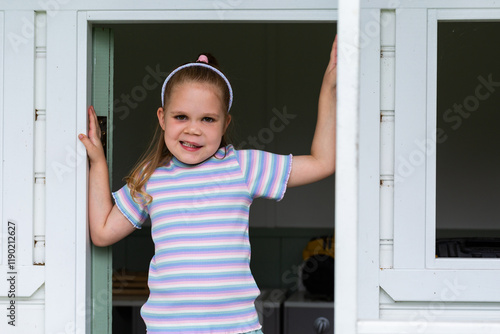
top-left (157, 81), bottom-right (231, 165)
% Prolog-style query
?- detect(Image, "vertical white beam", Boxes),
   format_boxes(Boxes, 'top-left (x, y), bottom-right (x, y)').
top-left (3, 11), bottom-right (35, 267)
top-left (45, 10), bottom-right (85, 334)
top-left (33, 11), bottom-right (47, 265)
top-left (358, 8), bottom-right (381, 319)
top-left (379, 10), bottom-right (396, 269)
top-left (0, 12), bottom-right (4, 267)
top-left (425, 10), bottom-right (438, 266)
top-left (393, 9), bottom-right (428, 269)
top-left (77, 11), bottom-right (93, 334)
top-left (0, 12), bottom-right (45, 334)
top-left (336, 0), bottom-right (360, 333)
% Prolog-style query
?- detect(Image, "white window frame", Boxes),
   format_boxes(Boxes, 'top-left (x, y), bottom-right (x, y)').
top-left (425, 8), bottom-right (500, 270)
top-left (383, 8), bottom-right (500, 303)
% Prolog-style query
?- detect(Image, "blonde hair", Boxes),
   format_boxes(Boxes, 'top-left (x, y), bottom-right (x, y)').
top-left (125, 54), bottom-right (232, 205)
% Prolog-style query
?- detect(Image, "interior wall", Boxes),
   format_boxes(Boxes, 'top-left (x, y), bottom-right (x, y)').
top-left (109, 23), bottom-right (336, 289)
top-left (110, 23), bottom-right (336, 228)
top-left (437, 22), bottom-right (500, 232)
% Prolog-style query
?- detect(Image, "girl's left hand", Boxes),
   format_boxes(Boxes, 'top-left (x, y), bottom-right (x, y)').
top-left (323, 35), bottom-right (338, 95)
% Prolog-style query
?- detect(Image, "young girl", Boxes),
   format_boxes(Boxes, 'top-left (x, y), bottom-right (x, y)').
top-left (79, 38), bottom-right (337, 334)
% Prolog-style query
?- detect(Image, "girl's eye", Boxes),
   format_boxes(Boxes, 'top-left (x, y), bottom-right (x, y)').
top-left (175, 115), bottom-right (187, 121)
top-left (202, 117), bottom-right (215, 123)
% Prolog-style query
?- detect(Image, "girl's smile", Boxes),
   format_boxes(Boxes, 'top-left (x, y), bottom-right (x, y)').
top-left (157, 81), bottom-right (231, 165)
top-left (180, 141), bottom-right (202, 150)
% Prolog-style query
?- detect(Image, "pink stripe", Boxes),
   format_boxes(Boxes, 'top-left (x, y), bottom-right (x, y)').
top-left (270, 155), bottom-right (283, 197)
top-left (149, 183), bottom-right (246, 198)
top-left (144, 302), bottom-right (253, 313)
top-left (152, 212), bottom-right (248, 222)
top-left (118, 192), bottom-right (144, 221)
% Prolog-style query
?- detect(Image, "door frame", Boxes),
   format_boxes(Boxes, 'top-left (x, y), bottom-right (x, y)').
top-left (75, 7), bottom-right (338, 334)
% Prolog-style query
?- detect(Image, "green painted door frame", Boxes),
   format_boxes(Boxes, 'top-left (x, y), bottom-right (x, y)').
top-left (91, 27), bottom-right (114, 334)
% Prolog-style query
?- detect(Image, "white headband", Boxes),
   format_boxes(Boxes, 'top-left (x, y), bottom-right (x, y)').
top-left (160, 62), bottom-right (234, 112)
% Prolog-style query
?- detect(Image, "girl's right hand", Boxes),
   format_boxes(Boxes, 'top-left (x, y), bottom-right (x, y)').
top-left (78, 106), bottom-right (106, 165)
top-left (80, 106), bottom-right (135, 246)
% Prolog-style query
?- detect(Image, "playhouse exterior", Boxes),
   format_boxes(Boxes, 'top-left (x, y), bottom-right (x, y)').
top-left (0, 1), bottom-right (500, 333)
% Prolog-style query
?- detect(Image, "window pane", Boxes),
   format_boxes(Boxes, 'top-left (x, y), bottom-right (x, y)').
top-left (436, 22), bottom-right (500, 248)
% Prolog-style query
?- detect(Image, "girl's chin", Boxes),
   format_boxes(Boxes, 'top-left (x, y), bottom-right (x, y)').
top-left (167, 143), bottom-right (220, 165)
top-left (174, 152), bottom-right (211, 165)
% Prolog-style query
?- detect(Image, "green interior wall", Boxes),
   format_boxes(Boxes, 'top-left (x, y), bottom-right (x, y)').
top-left (91, 27), bottom-right (114, 334)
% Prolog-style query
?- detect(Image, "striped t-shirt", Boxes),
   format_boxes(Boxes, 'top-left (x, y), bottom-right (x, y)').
top-left (113, 145), bottom-right (292, 333)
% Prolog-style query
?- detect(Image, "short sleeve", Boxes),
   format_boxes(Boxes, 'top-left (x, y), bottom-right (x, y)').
top-left (112, 184), bottom-right (149, 229)
top-left (236, 149), bottom-right (292, 201)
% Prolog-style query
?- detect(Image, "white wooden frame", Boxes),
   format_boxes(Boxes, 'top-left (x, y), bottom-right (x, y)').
top-left (383, 7), bottom-right (500, 304)
top-left (0, 1), bottom-right (336, 11)
top-left (357, 7), bottom-right (382, 321)
top-left (0, 11), bottom-right (4, 272)
top-left (2, 1), bottom-right (498, 333)
top-left (392, 8), bottom-right (428, 270)
top-left (0, 11), bottom-right (45, 298)
top-left (45, 10), bottom-right (88, 334)
top-left (425, 9), bottom-right (500, 270)
top-left (336, 1), bottom-right (361, 333)
top-left (73, 7), bottom-right (337, 334)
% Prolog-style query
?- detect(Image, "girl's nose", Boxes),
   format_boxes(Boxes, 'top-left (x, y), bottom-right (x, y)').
top-left (184, 121), bottom-right (202, 135)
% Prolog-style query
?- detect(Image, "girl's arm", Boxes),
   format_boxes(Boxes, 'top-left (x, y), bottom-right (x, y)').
top-left (288, 37), bottom-right (337, 188)
top-left (78, 106), bottom-right (136, 246)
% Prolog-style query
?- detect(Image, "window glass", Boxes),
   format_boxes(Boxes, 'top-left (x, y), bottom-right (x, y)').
top-left (436, 22), bottom-right (500, 255)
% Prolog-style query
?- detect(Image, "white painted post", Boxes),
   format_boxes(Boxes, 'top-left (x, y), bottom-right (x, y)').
top-left (379, 10), bottom-right (396, 269)
top-left (0, 12), bottom-right (3, 270)
top-left (76, 11), bottom-right (93, 334)
top-left (34, 11), bottom-right (47, 265)
top-left (335, 0), bottom-right (360, 333)
top-left (45, 10), bottom-right (86, 334)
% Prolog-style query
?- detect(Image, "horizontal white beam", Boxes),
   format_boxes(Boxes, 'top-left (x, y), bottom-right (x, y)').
top-left (437, 8), bottom-right (500, 19)
top-left (0, 0), bottom-right (337, 11)
top-left (86, 9), bottom-right (337, 22)
top-left (362, 0), bottom-right (500, 9)
top-left (0, 266), bottom-right (44, 297)
top-left (358, 320), bottom-right (500, 334)
top-left (381, 269), bottom-right (500, 302)
top-left (7, 0), bottom-right (500, 11)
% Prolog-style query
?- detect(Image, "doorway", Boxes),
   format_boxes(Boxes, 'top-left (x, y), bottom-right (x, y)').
top-left (95, 22), bottom-right (336, 332)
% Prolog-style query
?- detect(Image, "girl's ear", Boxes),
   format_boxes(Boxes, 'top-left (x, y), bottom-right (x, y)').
top-left (157, 107), bottom-right (166, 131)
top-left (223, 114), bottom-right (231, 133)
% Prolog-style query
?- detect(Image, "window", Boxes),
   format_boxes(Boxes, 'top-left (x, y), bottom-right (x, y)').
top-left (436, 22), bottom-right (500, 258)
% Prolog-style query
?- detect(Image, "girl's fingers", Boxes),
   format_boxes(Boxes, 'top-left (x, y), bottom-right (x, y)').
top-left (87, 106), bottom-right (101, 140)
top-left (78, 133), bottom-right (93, 151)
top-left (87, 106), bottom-right (95, 134)
top-left (79, 133), bottom-right (106, 163)
top-left (328, 35), bottom-right (338, 70)
top-left (322, 36), bottom-right (338, 91)
top-left (78, 106), bottom-right (106, 164)
top-left (332, 35), bottom-right (338, 67)
top-left (80, 106), bottom-right (103, 151)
